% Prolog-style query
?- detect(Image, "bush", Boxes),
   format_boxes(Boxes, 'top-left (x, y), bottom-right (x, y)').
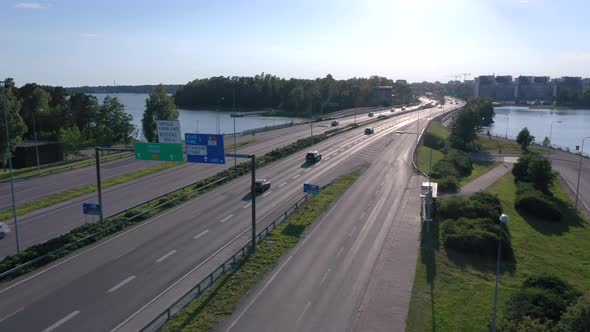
top-left (431, 160), bottom-right (460, 178)
top-left (437, 176), bottom-right (459, 193)
top-left (515, 184), bottom-right (563, 221)
top-left (522, 275), bottom-right (581, 304)
top-left (504, 288), bottom-right (569, 323)
top-left (446, 149), bottom-right (472, 176)
top-left (423, 132), bottom-right (445, 150)
top-left (513, 155), bottom-right (535, 182)
top-left (437, 193), bottom-right (502, 221)
top-left (556, 298), bottom-right (590, 332)
top-left (440, 217), bottom-right (510, 258)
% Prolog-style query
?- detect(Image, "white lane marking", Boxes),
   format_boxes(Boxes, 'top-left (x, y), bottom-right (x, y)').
top-left (292, 174), bottom-right (301, 179)
top-left (319, 269), bottom-right (331, 286)
top-left (243, 202), bottom-right (251, 208)
top-left (262, 190), bottom-right (272, 197)
top-left (304, 168), bottom-right (311, 173)
top-left (325, 157), bottom-right (331, 161)
top-left (220, 214), bottom-right (234, 223)
top-left (42, 310), bottom-right (80, 332)
top-left (193, 229), bottom-right (209, 240)
top-left (0, 307), bottom-right (23, 323)
top-left (296, 301), bottom-right (312, 325)
top-left (336, 246), bottom-right (344, 258)
top-left (108, 276), bottom-right (136, 293)
top-left (113, 247), bottom-right (136, 261)
top-left (279, 182), bottom-right (287, 187)
top-left (340, 149), bottom-right (345, 152)
top-left (156, 250), bottom-right (177, 263)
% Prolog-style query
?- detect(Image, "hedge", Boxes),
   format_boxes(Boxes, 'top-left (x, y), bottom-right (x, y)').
top-left (437, 192), bottom-right (502, 221)
top-left (515, 182), bottom-right (563, 222)
top-left (440, 217), bottom-right (510, 259)
top-left (436, 176), bottom-right (459, 193)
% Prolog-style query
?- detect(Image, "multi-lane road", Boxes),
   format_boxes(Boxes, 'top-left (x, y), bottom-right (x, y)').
top-left (0, 99), bottom-right (460, 332)
top-left (0, 103), bottom-right (425, 257)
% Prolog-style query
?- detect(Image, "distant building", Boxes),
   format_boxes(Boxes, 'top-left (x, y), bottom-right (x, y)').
top-left (474, 74), bottom-right (560, 102)
top-left (395, 79), bottom-right (408, 85)
top-left (556, 76), bottom-right (583, 94)
top-left (583, 78), bottom-right (590, 92)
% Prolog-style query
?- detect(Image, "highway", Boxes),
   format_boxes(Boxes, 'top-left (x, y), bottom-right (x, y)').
top-left (549, 149), bottom-right (590, 215)
top-left (0, 99), bottom-right (459, 332)
top-left (0, 103), bottom-right (425, 257)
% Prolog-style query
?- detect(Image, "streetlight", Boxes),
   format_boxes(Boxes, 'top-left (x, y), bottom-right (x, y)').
top-left (217, 97), bottom-right (224, 135)
top-left (33, 108), bottom-right (41, 174)
top-left (547, 120), bottom-right (563, 158)
top-left (232, 84), bottom-right (237, 168)
top-left (1, 80), bottom-right (21, 254)
top-left (575, 137), bottom-right (590, 209)
top-left (491, 213), bottom-right (510, 332)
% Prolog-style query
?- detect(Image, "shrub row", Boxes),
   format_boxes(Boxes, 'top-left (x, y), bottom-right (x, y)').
top-left (0, 133), bottom-right (331, 281)
top-left (431, 149), bottom-right (472, 193)
top-left (500, 275), bottom-right (586, 331)
top-left (441, 217), bottom-right (510, 259)
top-left (437, 192), bottom-right (503, 221)
top-left (515, 182), bottom-right (563, 222)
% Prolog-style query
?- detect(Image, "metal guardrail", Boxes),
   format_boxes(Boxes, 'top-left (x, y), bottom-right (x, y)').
top-left (140, 193), bottom-right (311, 332)
top-left (0, 152), bottom-right (134, 183)
top-left (0, 175), bottom-right (231, 280)
top-left (241, 121), bottom-right (295, 135)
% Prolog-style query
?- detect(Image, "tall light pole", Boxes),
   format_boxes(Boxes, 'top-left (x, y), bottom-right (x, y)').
top-left (547, 120), bottom-right (562, 158)
top-left (575, 137), bottom-right (590, 209)
top-left (491, 213), bottom-right (510, 332)
top-left (33, 108), bottom-right (41, 174)
top-left (2, 80), bottom-right (21, 254)
top-left (232, 84), bottom-right (237, 167)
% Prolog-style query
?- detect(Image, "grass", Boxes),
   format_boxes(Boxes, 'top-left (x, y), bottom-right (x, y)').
top-left (0, 161), bottom-right (180, 220)
top-left (459, 161), bottom-right (497, 186)
top-left (225, 139), bottom-right (256, 151)
top-left (478, 135), bottom-right (545, 155)
top-left (0, 151), bottom-right (133, 182)
top-left (429, 121), bottom-right (451, 140)
top-left (406, 173), bottom-right (590, 332)
top-left (161, 169), bottom-right (363, 332)
top-left (417, 146), bottom-right (444, 175)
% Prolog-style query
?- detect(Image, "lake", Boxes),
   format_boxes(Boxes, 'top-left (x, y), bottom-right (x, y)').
top-left (91, 93), bottom-right (305, 139)
top-left (489, 106), bottom-right (590, 153)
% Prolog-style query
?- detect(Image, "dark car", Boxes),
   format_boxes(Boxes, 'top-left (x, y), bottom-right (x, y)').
top-left (365, 127), bottom-right (374, 135)
top-left (331, 120), bottom-right (339, 126)
top-left (255, 179), bottom-right (271, 193)
top-left (368, 112), bottom-right (374, 117)
top-left (306, 151), bottom-right (322, 163)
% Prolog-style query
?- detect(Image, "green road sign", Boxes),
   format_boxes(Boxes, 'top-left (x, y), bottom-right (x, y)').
top-left (134, 143), bottom-right (184, 162)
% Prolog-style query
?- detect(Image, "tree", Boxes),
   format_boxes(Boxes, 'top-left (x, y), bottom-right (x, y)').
top-left (528, 157), bottom-right (556, 193)
top-left (556, 299), bottom-right (590, 332)
top-left (69, 93), bottom-right (98, 139)
top-left (142, 84), bottom-right (178, 142)
top-left (0, 85), bottom-right (28, 169)
top-left (451, 108), bottom-right (480, 150)
top-left (58, 126), bottom-right (83, 154)
top-left (516, 127), bottom-right (535, 151)
top-left (542, 136), bottom-right (550, 147)
top-left (96, 96), bottom-right (134, 147)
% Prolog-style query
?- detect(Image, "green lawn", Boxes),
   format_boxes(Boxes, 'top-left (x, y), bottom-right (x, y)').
top-left (0, 161), bottom-right (180, 220)
top-left (0, 151), bottom-right (133, 182)
top-left (459, 161), bottom-right (497, 186)
top-left (478, 135), bottom-right (545, 155)
top-left (162, 169), bottom-right (363, 332)
top-left (417, 146), bottom-right (444, 175)
top-left (225, 139), bottom-right (256, 151)
top-left (406, 174), bottom-right (590, 332)
top-left (429, 121), bottom-right (450, 140)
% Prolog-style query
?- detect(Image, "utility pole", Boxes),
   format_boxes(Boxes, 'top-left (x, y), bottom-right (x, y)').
top-left (2, 81), bottom-right (21, 254)
top-left (95, 147), bottom-right (104, 223)
top-left (250, 155), bottom-right (256, 252)
top-left (33, 108), bottom-right (41, 174)
top-left (233, 84), bottom-right (237, 167)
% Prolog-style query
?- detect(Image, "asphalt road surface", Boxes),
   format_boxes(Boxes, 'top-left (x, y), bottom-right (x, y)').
top-left (549, 149), bottom-right (590, 215)
top-left (0, 103), bottom-right (428, 257)
top-left (0, 99), bottom-right (461, 332)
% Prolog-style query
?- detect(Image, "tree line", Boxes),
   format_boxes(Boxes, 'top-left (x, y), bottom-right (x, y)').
top-left (555, 88), bottom-right (590, 107)
top-left (173, 73), bottom-right (414, 116)
top-left (1, 79), bottom-right (178, 168)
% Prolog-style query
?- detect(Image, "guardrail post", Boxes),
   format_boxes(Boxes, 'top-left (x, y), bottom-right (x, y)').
top-left (167, 308), bottom-right (171, 320)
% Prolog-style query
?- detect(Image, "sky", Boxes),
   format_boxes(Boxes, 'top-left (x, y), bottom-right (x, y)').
top-left (1, 0), bottom-right (589, 87)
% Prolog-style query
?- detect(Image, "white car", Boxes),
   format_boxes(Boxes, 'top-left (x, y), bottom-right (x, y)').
top-left (0, 222), bottom-right (9, 239)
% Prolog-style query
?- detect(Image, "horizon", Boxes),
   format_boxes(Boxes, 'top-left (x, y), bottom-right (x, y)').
top-left (2, 0), bottom-right (590, 86)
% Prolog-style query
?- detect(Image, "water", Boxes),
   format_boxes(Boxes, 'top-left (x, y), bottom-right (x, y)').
top-left (90, 93), bottom-right (304, 139)
top-left (489, 106), bottom-right (590, 153)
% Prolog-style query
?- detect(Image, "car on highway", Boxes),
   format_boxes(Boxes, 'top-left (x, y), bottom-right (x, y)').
top-left (390, 108), bottom-right (395, 112)
top-left (438, 105), bottom-right (442, 109)
top-left (365, 127), bottom-right (374, 135)
top-left (331, 120), bottom-right (339, 126)
top-left (401, 106), bottom-right (406, 111)
top-left (368, 112), bottom-right (374, 117)
top-left (306, 151), bottom-right (322, 163)
top-left (0, 222), bottom-right (8, 239)
top-left (255, 179), bottom-right (271, 193)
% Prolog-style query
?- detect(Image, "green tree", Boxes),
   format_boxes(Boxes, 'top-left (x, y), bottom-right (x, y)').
top-left (96, 96), bottom-right (134, 147)
top-left (528, 157), bottom-right (556, 193)
top-left (0, 85), bottom-right (28, 169)
top-left (542, 136), bottom-right (550, 147)
top-left (451, 108), bottom-right (480, 150)
top-left (142, 84), bottom-right (178, 142)
top-left (58, 126), bottom-right (83, 154)
top-left (516, 127), bottom-right (535, 151)
top-left (69, 93), bottom-right (98, 139)
top-left (556, 299), bottom-right (590, 332)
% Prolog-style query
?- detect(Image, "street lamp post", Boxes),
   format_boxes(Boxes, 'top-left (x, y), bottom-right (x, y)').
top-left (547, 120), bottom-right (563, 158)
top-left (491, 213), bottom-right (510, 332)
top-left (33, 108), bottom-right (41, 174)
top-left (2, 80), bottom-right (21, 254)
top-left (232, 85), bottom-right (237, 168)
top-left (575, 137), bottom-right (590, 209)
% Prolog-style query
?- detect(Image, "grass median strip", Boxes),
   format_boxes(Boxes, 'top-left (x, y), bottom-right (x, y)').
top-left (161, 169), bottom-right (363, 332)
top-left (0, 161), bottom-right (180, 221)
top-left (226, 139), bottom-right (256, 151)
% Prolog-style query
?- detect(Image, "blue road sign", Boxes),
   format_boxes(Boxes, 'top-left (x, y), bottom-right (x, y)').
top-left (303, 183), bottom-right (321, 195)
top-left (185, 133), bottom-right (226, 164)
top-left (83, 203), bottom-right (102, 216)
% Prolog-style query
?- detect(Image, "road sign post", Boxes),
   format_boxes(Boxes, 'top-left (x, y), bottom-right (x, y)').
top-left (83, 203), bottom-right (102, 216)
top-left (95, 147), bottom-right (104, 222)
top-left (156, 120), bottom-right (182, 144)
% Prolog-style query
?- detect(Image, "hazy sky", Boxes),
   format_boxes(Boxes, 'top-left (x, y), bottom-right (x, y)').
top-left (1, 0), bottom-right (589, 87)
